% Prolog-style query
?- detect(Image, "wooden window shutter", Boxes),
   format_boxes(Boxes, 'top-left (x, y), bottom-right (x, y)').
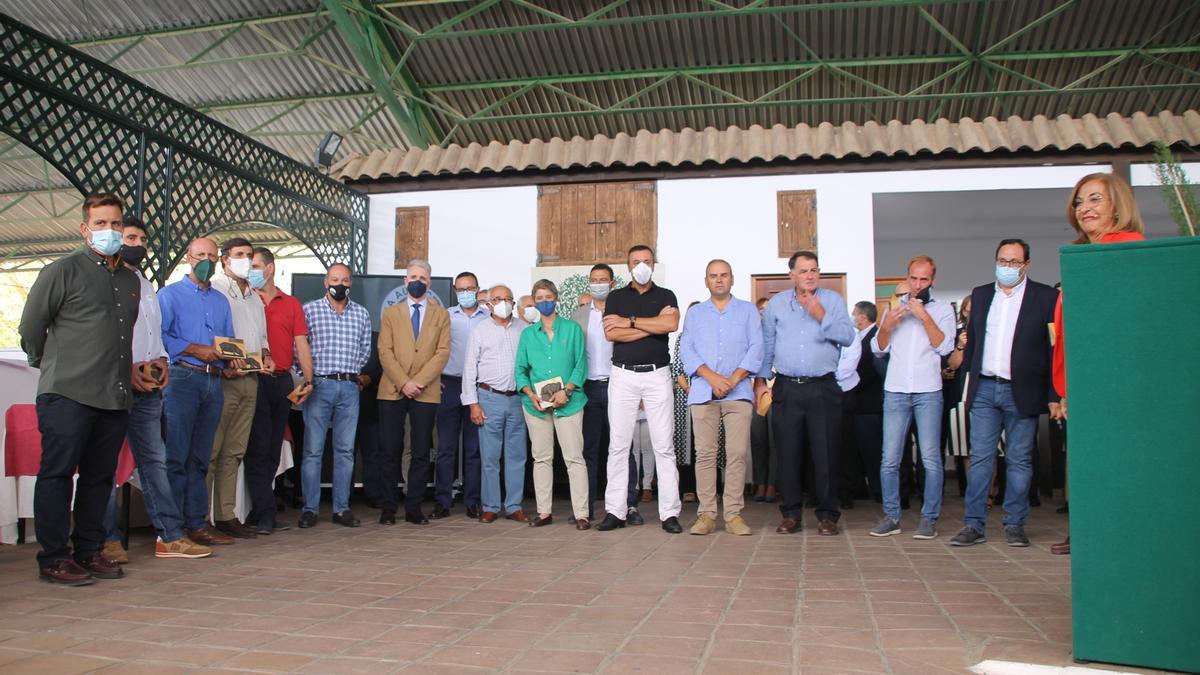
top-left (394, 207), bottom-right (429, 270)
top-left (777, 190), bottom-right (817, 258)
top-left (537, 181), bottom-right (657, 265)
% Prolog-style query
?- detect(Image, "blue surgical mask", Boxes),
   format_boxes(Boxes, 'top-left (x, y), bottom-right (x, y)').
top-left (456, 290), bottom-right (478, 309)
top-left (248, 269), bottom-right (267, 289)
top-left (535, 300), bottom-right (557, 317)
top-left (406, 279), bottom-right (427, 298)
top-left (89, 228), bottom-right (121, 256)
top-left (995, 265), bottom-right (1022, 287)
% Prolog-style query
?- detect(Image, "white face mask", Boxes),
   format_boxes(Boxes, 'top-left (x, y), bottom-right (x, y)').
top-left (589, 283), bottom-right (612, 300)
top-left (492, 300), bottom-right (513, 320)
top-left (228, 257), bottom-right (251, 279)
top-left (631, 261), bottom-right (652, 285)
top-left (521, 306), bottom-right (540, 324)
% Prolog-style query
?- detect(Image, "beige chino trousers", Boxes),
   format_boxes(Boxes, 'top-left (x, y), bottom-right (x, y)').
top-left (691, 399), bottom-right (752, 520)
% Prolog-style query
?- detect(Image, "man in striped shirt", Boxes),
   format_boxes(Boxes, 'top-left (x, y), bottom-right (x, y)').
top-left (460, 285), bottom-right (529, 523)
top-left (299, 264), bottom-right (372, 529)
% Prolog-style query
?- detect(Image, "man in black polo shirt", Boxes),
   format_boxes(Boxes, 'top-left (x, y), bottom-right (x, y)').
top-left (598, 245), bottom-right (683, 533)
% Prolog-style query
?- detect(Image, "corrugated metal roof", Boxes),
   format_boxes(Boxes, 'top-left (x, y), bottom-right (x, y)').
top-left (332, 110), bottom-right (1200, 181)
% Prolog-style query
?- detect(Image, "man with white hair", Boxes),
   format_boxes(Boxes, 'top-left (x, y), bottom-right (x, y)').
top-left (377, 259), bottom-right (451, 525)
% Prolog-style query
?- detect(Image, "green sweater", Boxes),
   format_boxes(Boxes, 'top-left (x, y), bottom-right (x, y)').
top-left (515, 316), bottom-right (588, 418)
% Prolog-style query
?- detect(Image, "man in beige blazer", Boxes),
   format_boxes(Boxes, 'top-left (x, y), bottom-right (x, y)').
top-left (377, 259), bottom-right (451, 525)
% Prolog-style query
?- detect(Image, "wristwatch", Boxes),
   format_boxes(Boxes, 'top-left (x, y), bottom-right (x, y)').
top-left (629, 316), bottom-right (636, 328)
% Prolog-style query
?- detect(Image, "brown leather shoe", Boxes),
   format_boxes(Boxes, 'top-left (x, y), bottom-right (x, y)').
top-left (76, 553), bottom-right (124, 580)
top-left (506, 510), bottom-right (529, 523)
top-left (776, 518), bottom-right (801, 534)
top-left (214, 518), bottom-right (258, 539)
top-left (187, 526), bottom-right (235, 546)
top-left (1050, 536), bottom-right (1071, 555)
top-left (101, 541), bottom-right (129, 565)
top-left (575, 517), bottom-right (591, 530)
top-left (479, 511), bottom-right (498, 523)
top-left (39, 559), bottom-right (94, 586)
top-left (530, 514), bottom-right (553, 527)
top-left (818, 519), bottom-right (839, 536)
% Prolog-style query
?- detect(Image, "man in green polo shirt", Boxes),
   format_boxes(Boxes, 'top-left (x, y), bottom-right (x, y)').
top-left (19, 193), bottom-right (139, 586)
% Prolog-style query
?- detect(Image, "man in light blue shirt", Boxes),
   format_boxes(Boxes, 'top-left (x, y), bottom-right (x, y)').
top-left (159, 237), bottom-right (236, 547)
top-left (869, 255), bottom-right (956, 540)
top-left (753, 251), bottom-right (855, 536)
top-left (680, 260), bottom-right (763, 536)
top-left (435, 271), bottom-right (490, 519)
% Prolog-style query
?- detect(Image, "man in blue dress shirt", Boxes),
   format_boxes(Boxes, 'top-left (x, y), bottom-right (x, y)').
top-left (680, 260), bottom-right (763, 536)
top-left (753, 251), bottom-right (856, 536)
top-left (159, 237), bottom-right (237, 547)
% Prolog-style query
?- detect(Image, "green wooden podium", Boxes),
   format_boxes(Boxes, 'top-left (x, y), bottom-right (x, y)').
top-left (1061, 236), bottom-right (1200, 673)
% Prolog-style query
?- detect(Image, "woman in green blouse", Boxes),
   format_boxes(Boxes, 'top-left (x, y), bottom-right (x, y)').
top-left (515, 279), bottom-right (591, 529)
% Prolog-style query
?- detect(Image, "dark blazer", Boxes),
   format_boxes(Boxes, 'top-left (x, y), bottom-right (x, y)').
top-left (962, 278), bottom-right (1059, 417)
top-left (854, 325), bottom-right (883, 414)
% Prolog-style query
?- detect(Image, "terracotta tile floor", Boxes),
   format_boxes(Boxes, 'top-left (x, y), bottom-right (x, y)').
top-left (0, 496), bottom-right (1170, 673)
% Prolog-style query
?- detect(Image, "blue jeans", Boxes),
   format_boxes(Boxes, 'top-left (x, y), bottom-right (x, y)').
top-left (476, 389), bottom-right (527, 514)
top-left (881, 390), bottom-right (944, 523)
top-left (163, 367), bottom-right (224, 531)
top-left (964, 378), bottom-right (1039, 532)
top-left (104, 391), bottom-right (186, 542)
top-left (302, 379), bottom-right (360, 514)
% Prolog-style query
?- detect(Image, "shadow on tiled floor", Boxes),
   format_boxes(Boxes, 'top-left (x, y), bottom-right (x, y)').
top-left (0, 495), bottom-right (1171, 673)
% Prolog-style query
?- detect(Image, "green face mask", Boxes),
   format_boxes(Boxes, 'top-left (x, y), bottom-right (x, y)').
top-left (192, 259), bottom-right (215, 282)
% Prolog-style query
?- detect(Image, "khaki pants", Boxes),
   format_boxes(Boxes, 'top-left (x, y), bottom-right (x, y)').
top-left (523, 409), bottom-right (588, 519)
top-left (692, 399), bottom-right (752, 520)
top-left (208, 375), bottom-right (258, 521)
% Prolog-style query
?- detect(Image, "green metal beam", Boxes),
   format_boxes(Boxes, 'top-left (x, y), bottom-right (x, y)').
top-left (455, 82), bottom-right (1200, 125)
top-left (421, 45), bottom-right (1200, 93)
top-left (323, 0), bottom-right (438, 148)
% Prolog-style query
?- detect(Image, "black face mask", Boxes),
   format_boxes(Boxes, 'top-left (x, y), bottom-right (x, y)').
top-left (327, 284), bottom-right (349, 301)
top-left (118, 244), bottom-right (146, 267)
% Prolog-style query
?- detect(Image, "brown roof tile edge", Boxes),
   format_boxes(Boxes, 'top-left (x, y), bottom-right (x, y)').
top-left (332, 111), bottom-right (1200, 182)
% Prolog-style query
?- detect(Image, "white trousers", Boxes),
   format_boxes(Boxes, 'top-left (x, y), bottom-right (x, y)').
top-left (604, 366), bottom-right (680, 519)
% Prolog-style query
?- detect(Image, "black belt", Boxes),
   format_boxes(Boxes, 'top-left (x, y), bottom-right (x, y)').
top-left (778, 373), bottom-right (835, 385)
top-left (478, 382), bottom-right (518, 396)
top-left (980, 374), bottom-right (1012, 384)
top-left (264, 369), bottom-right (291, 378)
top-left (442, 374), bottom-right (462, 381)
top-left (613, 363), bottom-right (664, 373)
top-left (174, 361), bottom-right (221, 375)
top-left (317, 372), bottom-right (358, 381)
top-left (587, 377), bottom-right (609, 383)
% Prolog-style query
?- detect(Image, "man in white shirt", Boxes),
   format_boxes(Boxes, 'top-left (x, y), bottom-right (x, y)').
top-left (951, 239), bottom-right (1061, 548)
top-left (209, 237), bottom-right (272, 540)
top-left (101, 217), bottom-right (212, 562)
top-left (435, 272), bottom-right (491, 519)
top-left (570, 264), bottom-right (641, 523)
top-left (869, 256), bottom-right (956, 539)
top-left (461, 285), bottom-right (528, 522)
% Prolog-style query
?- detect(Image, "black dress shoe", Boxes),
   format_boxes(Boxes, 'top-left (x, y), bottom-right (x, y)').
top-left (431, 505), bottom-right (451, 519)
top-left (626, 509), bottom-right (645, 526)
top-left (596, 514), bottom-right (626, 531)
top-left (298, 511), bottom-right (318, 528)
top-left (661, 516), bottom-right (682, 534)
top-left (332, 511), bottom-right (361, 527)
top-left (379, 510), bottom-right (397, 525)
top-left (405, 511), bottom-right (429, 525)
top-left (255, 519), bottom-right (275, 536)
top-left (465, 505), bottom-right (481, 520)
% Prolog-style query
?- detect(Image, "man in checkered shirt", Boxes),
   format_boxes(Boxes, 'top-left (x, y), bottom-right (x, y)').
top-left (298, 263), bottom-right (372, 529)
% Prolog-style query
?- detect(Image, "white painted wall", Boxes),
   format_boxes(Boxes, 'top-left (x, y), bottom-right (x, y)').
top-left (365, 164), bottom-right (1111, 315)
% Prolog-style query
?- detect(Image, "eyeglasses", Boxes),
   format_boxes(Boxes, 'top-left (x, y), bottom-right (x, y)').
top-left (996, 259), bottom-right (1026, 268)
top-left (1072, 193), bottom-right (1106, 210)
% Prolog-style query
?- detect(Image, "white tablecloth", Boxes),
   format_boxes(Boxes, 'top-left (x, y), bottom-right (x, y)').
top-left (0, 353), bottom-right (40, 545)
